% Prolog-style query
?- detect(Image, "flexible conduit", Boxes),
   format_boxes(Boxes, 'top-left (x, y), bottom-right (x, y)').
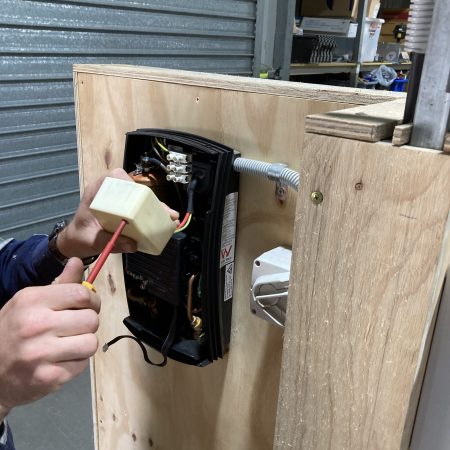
top-left (403, 0), bottom-right (435, 123)
top-left (405, 0), bottom-right (435, 53)
top-left (233, 157), bottom-right (300, 191)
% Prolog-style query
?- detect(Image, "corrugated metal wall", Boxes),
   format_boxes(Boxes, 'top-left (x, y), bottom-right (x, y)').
top-left (0, 0), bottom-right (257, 239)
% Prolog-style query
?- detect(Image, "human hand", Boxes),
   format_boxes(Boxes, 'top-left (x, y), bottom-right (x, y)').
top-left (57, 168), bottom-right (179, 259)
top-left (0, 258), bottom-right (100, 421)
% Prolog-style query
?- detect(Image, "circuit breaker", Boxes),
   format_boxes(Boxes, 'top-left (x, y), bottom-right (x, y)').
top-left (118, 129), bottom-right (239, 367)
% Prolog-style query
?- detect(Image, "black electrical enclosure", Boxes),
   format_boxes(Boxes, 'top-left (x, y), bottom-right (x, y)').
top-left (121, 129), bottom-right (239, 367)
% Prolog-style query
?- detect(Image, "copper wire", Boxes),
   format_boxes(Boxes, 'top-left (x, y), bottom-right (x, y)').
top-left (186, 273), bottom-right (198, 323)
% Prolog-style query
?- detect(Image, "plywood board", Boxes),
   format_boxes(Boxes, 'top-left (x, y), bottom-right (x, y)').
top-left (73, 65), bottom-right (368, 450)
top-left (275, 134), bottom-right (450, 450)
top-left (393, 123), bottom-right (412, 146)
top-left (75, 64), bottom-right (402, 105)
top-left (305, 98), bottom-right (406, 142)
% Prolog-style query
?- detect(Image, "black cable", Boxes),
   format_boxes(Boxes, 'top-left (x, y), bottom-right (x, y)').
top-left (103, 305), bottom-right (179, 367)
top-left (186, 179), bottom-right (198, 213)
top-left (141, 154), bottom-right (168, 173)
top-left (102, 335), bottom-right (167, 366)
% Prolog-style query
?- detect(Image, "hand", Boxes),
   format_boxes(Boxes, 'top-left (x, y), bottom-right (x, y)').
top-left (0, 259), bottom-right (100, 421)
top-left (57, 168), bottom-right (179, 259)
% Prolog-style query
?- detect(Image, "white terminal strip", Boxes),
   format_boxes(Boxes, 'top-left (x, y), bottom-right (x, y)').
top-left (166, 151), bottom-right (192, 184)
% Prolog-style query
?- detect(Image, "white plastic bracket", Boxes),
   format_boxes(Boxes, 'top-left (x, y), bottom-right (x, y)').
top-left (250, 247), bottom-right (291, 327)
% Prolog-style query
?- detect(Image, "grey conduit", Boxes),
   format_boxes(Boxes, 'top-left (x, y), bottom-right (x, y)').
top-left (233, 157), bottom-right (300, 191)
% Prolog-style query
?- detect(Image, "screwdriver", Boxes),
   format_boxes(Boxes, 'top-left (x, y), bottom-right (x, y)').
top-left (81, 219), bottom-right (128, 292)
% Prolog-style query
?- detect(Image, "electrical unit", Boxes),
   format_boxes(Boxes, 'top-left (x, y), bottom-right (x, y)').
top-left (106, 129), bottom-right (239, 367)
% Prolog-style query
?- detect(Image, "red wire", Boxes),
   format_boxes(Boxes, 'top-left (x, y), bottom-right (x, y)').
top-left (176, 212), bottom-right (191, 230)
top-left (87, 219), bottom-right (128, 284)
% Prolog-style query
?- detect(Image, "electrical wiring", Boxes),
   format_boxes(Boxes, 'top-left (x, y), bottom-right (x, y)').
top-left (155, 137), bottom-right (169, 153)
top-left (151, 144), bottom-right (164, 162)
top-left (186, 273), bottom-right (199, 323)
top-left (174, 178), bottom-right (197, 233)
top-left (139, 155), bottom-right (168, 173)
top-left (177, 212), bottom-right (191, 229)
top-left (103, 304), bottom-right (178, 367)
top-left (174, 214), bottom-right (192, 233)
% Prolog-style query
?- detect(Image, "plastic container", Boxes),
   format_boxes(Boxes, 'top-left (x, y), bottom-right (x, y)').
top-left (390, 78), bottom-right (408, 92)
top-left (361, 18), bottom-right (385, 62)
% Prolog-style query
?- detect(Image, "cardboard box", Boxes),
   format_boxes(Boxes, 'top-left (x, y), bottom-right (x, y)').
top-left (301, 17), bottom-right (358, 37)
top-left (301, 0), bottom-right (380, 20)
top-left (379, 9), bottom-right (409, 43)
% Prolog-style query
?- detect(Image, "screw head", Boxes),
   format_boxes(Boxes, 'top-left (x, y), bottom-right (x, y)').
top-left (311, 191), bottom-right (323, 204)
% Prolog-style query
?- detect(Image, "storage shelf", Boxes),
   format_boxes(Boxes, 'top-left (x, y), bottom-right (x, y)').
top-left (290, 63), bottom-right (356, 76)
top-left (290, 61), bottom-right (411, 77)
top-left (360, 62), bottom-right (412, 71)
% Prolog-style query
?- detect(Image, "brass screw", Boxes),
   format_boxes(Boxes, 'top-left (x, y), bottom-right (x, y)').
top-left (311, 191), bottom-right (323, 204)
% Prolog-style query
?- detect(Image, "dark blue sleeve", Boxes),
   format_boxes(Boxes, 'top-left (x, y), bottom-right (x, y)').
top-left (0, 235), bottom-right (64, 307)
top-left (0, 421), bottom-right (15, 450)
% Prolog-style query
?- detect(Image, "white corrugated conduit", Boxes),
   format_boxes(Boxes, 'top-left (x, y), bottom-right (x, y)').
top-left (233, 157), bottom-right (300, 191)
top-left (405, 0), bottom-right (435, 53)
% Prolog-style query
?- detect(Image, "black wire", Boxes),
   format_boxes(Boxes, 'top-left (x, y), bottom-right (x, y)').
top-left (143, 157), bottom-right (168, 173)
top-left (103, 335), bottom-right (168, 366)
top-left (103, 305), bottom-right (178, 367)
top-left (160, 305), bottom-right (178, 358)
top-left (186, 179), bottom-right (198, 214)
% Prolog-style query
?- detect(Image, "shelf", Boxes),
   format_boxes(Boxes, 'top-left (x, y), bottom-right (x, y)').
top-left (360, 62), bottom-right (412, 71)
top-left (290, 63), bottom-right (356, 76)
top-left (290, 61), bottom-right (411, 77)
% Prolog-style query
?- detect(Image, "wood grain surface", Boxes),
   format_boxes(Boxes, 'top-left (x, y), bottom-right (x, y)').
top-left (73, 66), bottom-right (361, 450)
top-left (275, 134), bottom-right (450, 450)
top-left (305, 99), bottom-right (405, 142)
top-left (73, 64), bottom-right (402, 106)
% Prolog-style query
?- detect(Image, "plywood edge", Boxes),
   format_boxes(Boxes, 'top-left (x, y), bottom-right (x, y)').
top-left (74, 70), bottom-right (99, 449)
top-left (393, 123), bottom-right (413, 146)
top-left (72, 64), bottom-right (403, 105)
top-left (305, 99), bottom-right (405, 142)
top-left (73, 71), bottom-right (87, 193)
top-left (401, 211), bottom-right (450, 448)
top-left (306, 114), bottom-right (396, 142)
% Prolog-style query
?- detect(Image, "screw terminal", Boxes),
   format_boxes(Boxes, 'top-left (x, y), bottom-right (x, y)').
top-left (167, 164), bottom-right (192, 174)
top-left (166, 174), bottom-right (191, 184)
top-left (167, 151), bottom-right (191, 164)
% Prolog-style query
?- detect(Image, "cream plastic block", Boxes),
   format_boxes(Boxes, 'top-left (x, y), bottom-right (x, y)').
top-left (89, 177), bottom-right (176, 255)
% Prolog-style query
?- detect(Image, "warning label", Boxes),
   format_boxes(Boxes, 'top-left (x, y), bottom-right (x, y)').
top-left (220, 192), bottom-right (238, 269)
top-left (224, 262), bottom-right (234, 301)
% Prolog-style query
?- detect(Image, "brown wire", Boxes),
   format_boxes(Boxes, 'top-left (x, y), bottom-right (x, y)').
top-left (186, 273), bottom-right (198, 323)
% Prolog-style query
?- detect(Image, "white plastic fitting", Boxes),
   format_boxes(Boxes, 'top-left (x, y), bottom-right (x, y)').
top-left (89, 177), bottom-right (176, 255)
top-left (250, 246), bottom-right (292, 327)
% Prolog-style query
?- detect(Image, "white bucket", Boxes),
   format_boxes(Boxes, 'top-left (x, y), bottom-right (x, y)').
top-left (361, 18), bottom-right (385, 62)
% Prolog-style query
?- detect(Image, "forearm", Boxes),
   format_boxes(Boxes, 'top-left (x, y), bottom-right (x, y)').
top-left (0, 236), bottom-right (63, 304)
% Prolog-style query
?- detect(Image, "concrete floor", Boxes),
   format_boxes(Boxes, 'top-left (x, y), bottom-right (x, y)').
top-left (8, 368), bottom-right (94, 450)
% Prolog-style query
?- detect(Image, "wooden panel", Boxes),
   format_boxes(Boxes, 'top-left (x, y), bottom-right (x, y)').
top-left (74, 64), bottom-right (402, 105)
top-left (305, 98), bottom-right (405, 142)
top-left (73, 66), bottom-right (367, 450)
top-left (275, 134), bottom-right (450, 450)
